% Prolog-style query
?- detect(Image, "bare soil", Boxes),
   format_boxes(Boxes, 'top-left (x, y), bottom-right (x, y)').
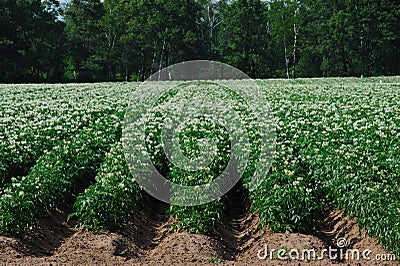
top-left (0, 196), bottom-right (397, 265)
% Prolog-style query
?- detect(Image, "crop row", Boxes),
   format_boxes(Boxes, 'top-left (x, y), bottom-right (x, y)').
top-left (252, 78), bottom-right (400, 253)
top-left (0, 83), bottom-right (135, 186)
top-left (0, 113), bottom-right (122, 234)
top-left (0, 78), bottom-right (399, 256)
top-left (72, 141), bottom-right (143, 232)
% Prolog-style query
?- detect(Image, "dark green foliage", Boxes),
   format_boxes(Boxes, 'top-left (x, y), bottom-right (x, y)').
top-left (1, 0), bottom-right (399, 82)
top-left (251, 155), bottom-right (323, 233)
top-left (222, 0), bottom-right (271, 78)
top-left (0, 115), bottom-right (121, 235)
top-left (0, 0), bottom-right (65, 82)
top-left (71, 142), bottom-right (143, 232)
top-left (168, 202), bottom-right (225, 234)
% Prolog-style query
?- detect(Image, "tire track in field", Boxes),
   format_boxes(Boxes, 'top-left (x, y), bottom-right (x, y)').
top-left (114, 194), bottom-right (172, 259)
top-left (11, 204), bottom-right (77, 257)
top-left (218, 181), bottom-right (261, 260)
top-left (312, 207), bottom-right (363, 262)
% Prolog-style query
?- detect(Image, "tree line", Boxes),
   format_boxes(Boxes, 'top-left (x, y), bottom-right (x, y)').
top-left (1, 0), bottom-right (399, 82)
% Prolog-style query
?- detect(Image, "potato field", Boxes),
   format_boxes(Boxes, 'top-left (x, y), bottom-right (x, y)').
top-left (0, 77), bottom-right (399, 265)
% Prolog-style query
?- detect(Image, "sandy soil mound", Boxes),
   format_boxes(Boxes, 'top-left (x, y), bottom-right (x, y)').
top-left (236, 210), bottom-right (397, 266)
top-left (0, 198), bottom-right (397, 265)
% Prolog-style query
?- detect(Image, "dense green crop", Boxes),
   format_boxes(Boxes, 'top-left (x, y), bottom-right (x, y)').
top-left (0, 78), bottom-right (399, 257)
top-left (72, 141), bottom-right (143, 232)
top-left (0, 114), bottom-right (121, 234)
top-left (0, 83), bottom-right (134, 186)
top-left (252, 77), bottom-right (400, 254)
top-left (133, 82), bottom-right (269, 234)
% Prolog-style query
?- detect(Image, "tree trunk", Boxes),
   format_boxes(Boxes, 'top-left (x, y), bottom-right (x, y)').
top-left (166, 50), bottom-right (171, 80)
top-left (292, 22), bottom-right (298, 79)
top-left (208, 5), bottom-right (213, 56)
top-left (141, 53), bottom-right (147, 81)
top-left (158, 39), bottom-right (166, 80)
top-left (151, 39), bottom-right (158, 73)
top-left (284, 35), bottom-right (290, 79)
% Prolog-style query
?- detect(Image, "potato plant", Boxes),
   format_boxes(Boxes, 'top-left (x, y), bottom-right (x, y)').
top-left (0, 114), bottom-right (121, 234)
top-left (72, 141), bottom-right (143, 232)
top-left (0, 78), bottom-right (398, 257)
